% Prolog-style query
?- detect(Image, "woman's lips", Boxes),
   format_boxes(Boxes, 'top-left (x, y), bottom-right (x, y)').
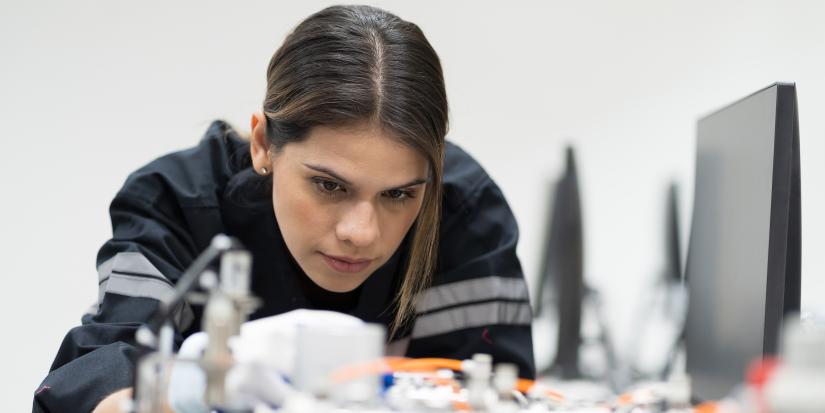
top-left (320, 253), bottom-right (372, 273)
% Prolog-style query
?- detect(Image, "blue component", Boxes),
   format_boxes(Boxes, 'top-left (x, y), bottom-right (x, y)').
top-left (381, 373), bottom-right (395, 394)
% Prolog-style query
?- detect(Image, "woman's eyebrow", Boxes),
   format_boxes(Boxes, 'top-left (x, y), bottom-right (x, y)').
top-left (387, 178), bottom-right (427, 190)
top-left (303, 163), bottom-right (352, 186)
top-left (303, 163), bottom-right (427, 190)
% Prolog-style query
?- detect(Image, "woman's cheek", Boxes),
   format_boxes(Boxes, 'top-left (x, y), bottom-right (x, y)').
top-left (275, 184), bottom-right (329, 248)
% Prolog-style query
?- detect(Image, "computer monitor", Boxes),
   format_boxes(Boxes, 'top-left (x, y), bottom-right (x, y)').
top-left (664, 183), bottom-right (682, 283)
top-left (535, 146), bottom-right (584, 378)
top-left (684, 83), bottom-right (801, 401)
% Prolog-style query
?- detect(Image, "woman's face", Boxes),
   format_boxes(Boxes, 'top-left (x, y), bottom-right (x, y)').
top-left (251, 114), bottom-right (428, 292)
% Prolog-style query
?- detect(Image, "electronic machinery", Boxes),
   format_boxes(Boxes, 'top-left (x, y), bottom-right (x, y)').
top-left (684, 83), bottom-right (801, 402)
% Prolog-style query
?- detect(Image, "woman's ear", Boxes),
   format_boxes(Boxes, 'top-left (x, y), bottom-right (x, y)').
top-left (250, 111), bottom-right (271, 174)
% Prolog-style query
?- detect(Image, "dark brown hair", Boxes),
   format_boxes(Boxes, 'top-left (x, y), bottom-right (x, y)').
top-left (262, 5), bottom-right (448, 338)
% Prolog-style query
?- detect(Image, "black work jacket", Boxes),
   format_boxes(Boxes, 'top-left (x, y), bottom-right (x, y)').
top-left (34, 120), bottom-right (534, 412)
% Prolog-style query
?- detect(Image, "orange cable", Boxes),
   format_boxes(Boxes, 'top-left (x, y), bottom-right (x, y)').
top-left (329, 356), bottom-right (565, 401)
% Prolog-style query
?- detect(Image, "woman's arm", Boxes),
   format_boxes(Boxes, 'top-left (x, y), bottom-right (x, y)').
top-left (34, 122), bottom-right (243, 412)
top-left (92, 388), bottom-right (132, 413)
top-left (92, 388), bottom-right (174, 413)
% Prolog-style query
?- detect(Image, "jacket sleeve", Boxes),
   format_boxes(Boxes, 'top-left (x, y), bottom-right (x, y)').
top-left (33, 124), bottom-right (239, 413)
top-left (403, 148), bottom-right (536, 379)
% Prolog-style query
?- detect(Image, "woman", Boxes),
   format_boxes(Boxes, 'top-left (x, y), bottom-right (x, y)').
top-left (34, 5), bottom-right (534, 412)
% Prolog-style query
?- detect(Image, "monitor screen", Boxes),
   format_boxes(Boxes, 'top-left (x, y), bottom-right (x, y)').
top-left (535, 146), bottom-right (584, 378)
top-left (684, 83), bottom-right (800, 401)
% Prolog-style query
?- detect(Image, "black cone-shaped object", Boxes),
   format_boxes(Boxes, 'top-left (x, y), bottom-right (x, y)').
top-left (536, 146), bottom-right (584, 379)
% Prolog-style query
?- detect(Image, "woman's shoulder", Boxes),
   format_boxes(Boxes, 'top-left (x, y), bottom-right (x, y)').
top-left (439, 141), bottom-right (520, 270)
top-left (117, 120), bottom-right (251, 207)
top-left (442, 141), bottom-right (503, 215)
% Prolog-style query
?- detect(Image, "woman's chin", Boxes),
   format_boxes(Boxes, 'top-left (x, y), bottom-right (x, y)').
top-left (307, 270), bottom-right (367, 293)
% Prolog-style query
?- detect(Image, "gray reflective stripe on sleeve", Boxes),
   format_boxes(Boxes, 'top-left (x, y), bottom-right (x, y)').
top-left (105, 272), bottom-right (175, 302)
top-left (415, 276), bottom-right (530, 314)
top-left (95, 252), bottom-right (195, 331)
top-left (98, 252), bottom-right (172, 299)
top-left (411, 301), bottom-right (532, 339)
top-left (98, 252), bottom-right (167, 281)
top-left (96, 255), bottom-right (116, 305)
top-left (97, 255), bottom-right (117, 284)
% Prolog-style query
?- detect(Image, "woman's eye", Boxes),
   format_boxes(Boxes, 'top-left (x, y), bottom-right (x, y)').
top-left (312, 178), bottom-right (345, 195)
top-left (384, 188), bottom-right (415, 202)
top-left (322, 180), bottom-right (340, 192)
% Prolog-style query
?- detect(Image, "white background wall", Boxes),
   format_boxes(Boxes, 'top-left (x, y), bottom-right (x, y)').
top-left (2, 0), bottom-right (823, 410)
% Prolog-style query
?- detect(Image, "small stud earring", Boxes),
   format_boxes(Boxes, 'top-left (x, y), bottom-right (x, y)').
top-left (260, 167), bottom-right (269, 175)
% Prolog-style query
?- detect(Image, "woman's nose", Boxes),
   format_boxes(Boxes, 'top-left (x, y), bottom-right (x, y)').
top-left (335, 201), bottom-right (380, 247)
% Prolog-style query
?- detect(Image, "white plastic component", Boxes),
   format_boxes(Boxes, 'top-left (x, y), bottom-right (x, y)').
top-left (224, 362), bottom-right (293, 409)
top-left (159, 322), bottom-right (175, 357)
top-left (473, 353), bottom-right (493, 372)
top-left (135, 325), bottom-right (156, 348)
top-left (466, 353), bottom-right (495, 409)
top-left (436, 368), bottom-right (454, 380)
top-left (233, 309), bottom-right (366, 379)
top-left (199, 270), bottom-right (219, 290)
top-left (663, 373), bottom-right (691, 408)
top-left (292, 316), bottom-right (385, 403)
top-left (493, 363), bottom-right (521, 412)
top-left (202, 292), bottom-right (235, 407)
top-left (493, 363), bottom-right (518, 396)
top-left (211, 234), bottom-right (232, 250)
top-left (765, 318), bottom-right (825, 413)
top-left (220, 250), bottom-right (252, 296)
top-left (531, 315), bottom-right (558, 373)
top-left (167, 332), bottom-right (210, 413)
